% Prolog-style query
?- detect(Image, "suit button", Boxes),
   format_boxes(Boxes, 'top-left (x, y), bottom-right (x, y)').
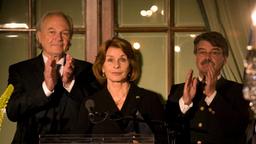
top-left (211, 110), bottom-right (215, 114)
top-left (208, 107), bottom-right (215, 114)
top-left (197, 140), bottom-right (202, 144)
top-left (198, 122), bottom-right (203, 128)
top-left (200, 106), bottom-right (204, 111)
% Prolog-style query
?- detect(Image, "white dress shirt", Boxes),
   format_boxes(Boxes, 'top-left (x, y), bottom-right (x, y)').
top-left (42, 54), bottom-right (75, 97)
top-left (179, 75), bottom-right (220, 114)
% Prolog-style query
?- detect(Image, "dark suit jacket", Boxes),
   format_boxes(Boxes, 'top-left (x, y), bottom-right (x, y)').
top-left (6, 54), bottom-right (100, 144)
top-left (77, 83), bottom-right (167, 143)
top-left (165, 77), bottom-right (250, 144)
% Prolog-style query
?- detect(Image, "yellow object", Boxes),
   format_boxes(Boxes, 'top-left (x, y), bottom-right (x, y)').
top-left (0, 84), bottom-right (14, 131)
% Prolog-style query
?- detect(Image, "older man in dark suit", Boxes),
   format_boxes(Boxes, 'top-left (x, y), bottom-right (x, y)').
top-left (165, 32), bottom-right (250, 144)
top-left (6, 11), bottom-right (100, 144)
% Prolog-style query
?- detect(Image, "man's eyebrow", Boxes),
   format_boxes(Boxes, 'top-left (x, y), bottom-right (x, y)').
top-left (212, 47), bottom-right (222, 51)
top-left (197, 47), bottom-right (222, 51)
top-left (46, 27), bottom-right (70, 32)
top-left (197, 47), bottom-right (206, 51)
top-left (47, 27), bottom-right (55, 31)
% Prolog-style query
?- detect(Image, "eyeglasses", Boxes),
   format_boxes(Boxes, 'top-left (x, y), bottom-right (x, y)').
top-left (196, 50), bottom-right (223, 57)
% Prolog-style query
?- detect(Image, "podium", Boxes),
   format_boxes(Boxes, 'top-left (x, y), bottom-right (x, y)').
top-left (39, 133), bottom-right (155, 144)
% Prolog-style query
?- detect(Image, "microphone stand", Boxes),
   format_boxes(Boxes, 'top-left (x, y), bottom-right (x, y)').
top-left (88, 112), bottom-right (109, 125)
top-left (166, 124), bottom-right (176, 144)
top-left (148, 120), bottom-right (176, 144)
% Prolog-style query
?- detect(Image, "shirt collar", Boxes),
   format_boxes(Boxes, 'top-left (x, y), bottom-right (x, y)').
top-left (42, 54), bottom-right (65, 65)
top-left (198, 75), bottom-right (221, 82)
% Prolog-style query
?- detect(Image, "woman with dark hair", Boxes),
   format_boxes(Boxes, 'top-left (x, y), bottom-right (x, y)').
top-left (77, 37), bottom-right (166, 143)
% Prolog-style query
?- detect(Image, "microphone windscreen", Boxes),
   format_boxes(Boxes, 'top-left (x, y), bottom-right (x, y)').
top-left (84, 99), bottom-right (95, 112)
top-left (0, 84), bottom-right (14, 109)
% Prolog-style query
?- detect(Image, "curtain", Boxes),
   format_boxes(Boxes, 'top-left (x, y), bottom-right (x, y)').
top-left (198, 0), bottom-right (254, 83)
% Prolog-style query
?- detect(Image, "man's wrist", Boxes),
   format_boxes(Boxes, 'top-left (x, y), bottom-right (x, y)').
top-left (179, 97), bottom-right (193, 114)
top-left (42, 81), bottom-right (54, 97)
top-left (63, 79), bottom-right (75, 92)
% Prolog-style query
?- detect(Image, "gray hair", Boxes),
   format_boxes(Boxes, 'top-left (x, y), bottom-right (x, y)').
top-left (36, 11), bottom-right (73, 37)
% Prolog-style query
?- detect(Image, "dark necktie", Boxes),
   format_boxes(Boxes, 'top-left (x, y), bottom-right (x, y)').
top-left (56, 64), bottom-right (62, 79)
top-left (194, 81), bottom-right (206, 104)
top-left (198, 80), bottom-right (206, 93)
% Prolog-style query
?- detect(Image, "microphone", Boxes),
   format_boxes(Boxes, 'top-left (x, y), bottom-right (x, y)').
top-left (84, 99), bottom-right (95, 117)
top-left (84, 99), bottom-right (109, 124)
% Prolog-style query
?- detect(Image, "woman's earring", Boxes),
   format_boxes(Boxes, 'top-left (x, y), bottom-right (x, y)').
top-left (127, 73), bottom-right (131, 80)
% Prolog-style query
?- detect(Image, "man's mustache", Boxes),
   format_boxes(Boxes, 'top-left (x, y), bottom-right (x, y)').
top-left (201, 59), bottom-right (214, 65)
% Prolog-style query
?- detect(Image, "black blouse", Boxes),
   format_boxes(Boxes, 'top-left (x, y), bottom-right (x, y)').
top-left (77, 83), bottom-right (166, 143)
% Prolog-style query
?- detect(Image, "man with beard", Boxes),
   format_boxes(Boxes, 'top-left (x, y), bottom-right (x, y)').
top-left (165, 31), bottom-right (250, 144)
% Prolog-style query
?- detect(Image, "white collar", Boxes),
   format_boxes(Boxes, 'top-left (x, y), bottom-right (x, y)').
top-left (42, 54), bottom-right (65, 65)
top-left (198, 75), bottom-right (221, 82)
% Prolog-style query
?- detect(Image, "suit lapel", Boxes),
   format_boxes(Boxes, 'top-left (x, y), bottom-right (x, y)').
top-left (216, 76), bottom-right (227, 90)
top-left (72, 59), bottom-right (82, 79)
top-left (32, 54), bottom-right (45, 83)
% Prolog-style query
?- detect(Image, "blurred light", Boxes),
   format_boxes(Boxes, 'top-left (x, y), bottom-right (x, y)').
top-left (161, 10), bottom-right (164, 15)
top-left (175, 45), bottom-right (181, 53)
top-left (247, 45), bottom-right (253, 50)
top-left (133, 42), bottom-right (141, 50)
top-left (1, 23), bottom-right (28, 29)
top-left (140, 10), bottom-right (147, 17)
top-left (252, 7), bottom-right (256, 26)
top-left (146, 10), bottom-right (153, 17)
top-left (6, 35), bottom-right (18, 38)
top-left (150, 5), bottom-right (158, 13)
top-left (190, 34), bottom-right (197, 38)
